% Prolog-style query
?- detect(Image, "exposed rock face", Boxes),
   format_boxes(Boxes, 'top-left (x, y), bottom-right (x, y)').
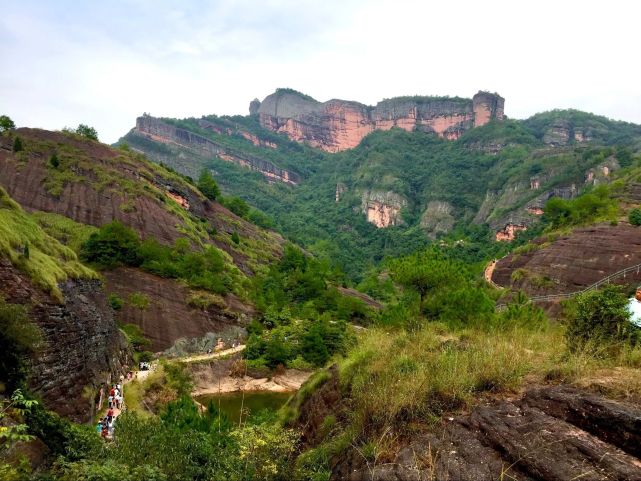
top-left (103, 267), bottom-right (254, 351)
top-left (492, 223), bottom-right (641, 298)
top-left (361, 191), bottom-right (407, 228)
top-left (329, 385), bottom-right (641, 481)
top-left (420, 201), bottom-right (455, 238)
top-left (256, 90), bottom-right (504, 152)
top-left (0, 129), bottom-right (193, 246)
top-left (543, 120), bottom-right (592, 146)
top-left (133, 116), bottom-right (300, 184)
top-left (335, 183), bottom-right (347, 202)
top-left (0, 258), bottom-right (129, 423)
top-left (495, 223), bottom-right (527, 241)
top-left (248, 98), bottom-right (261, 116)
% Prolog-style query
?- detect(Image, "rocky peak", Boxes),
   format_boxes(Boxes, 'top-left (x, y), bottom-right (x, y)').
top-left (255, 89), bottom-right (505, 152)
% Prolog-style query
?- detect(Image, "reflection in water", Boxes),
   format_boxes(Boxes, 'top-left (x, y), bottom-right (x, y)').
top-left (196, 391), bottom-right (292, 423)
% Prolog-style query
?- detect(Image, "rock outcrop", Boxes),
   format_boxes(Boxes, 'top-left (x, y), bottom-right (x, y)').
top-left (103, 267), bottom-right (254, 351)
top-left (543, 120), bottom-right (592, 145)
top-left (256, 89), bottom-right (504, 152)
top-left (133, 116), bottom-right (300, 184)
top-left (492, 223), bottom-right (641, 298)
top-left (329, 385), bottom-right (641, 481)
top-left (0, 258), bottom-right (129, 423)
top-left (420, 201), bottom-right (455, 238)
top-left (361, 191), bottom-right (407, 228)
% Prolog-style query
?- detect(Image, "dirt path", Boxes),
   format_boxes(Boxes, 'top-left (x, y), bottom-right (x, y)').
top-left (484, 258), bottom-right (501, 289)
top-left (178, 344), bottom-right (246, 363)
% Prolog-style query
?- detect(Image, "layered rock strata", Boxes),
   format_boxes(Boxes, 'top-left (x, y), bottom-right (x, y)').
top-left (0, 259), bottom-right (129, 423)
top-left (134, 116), bottom-right (300, 184)
top-left (255, 90), bottom-right (504, 152)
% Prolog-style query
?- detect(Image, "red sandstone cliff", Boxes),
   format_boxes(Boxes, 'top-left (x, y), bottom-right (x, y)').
top-left (254, 89), bottom-right (504, 152)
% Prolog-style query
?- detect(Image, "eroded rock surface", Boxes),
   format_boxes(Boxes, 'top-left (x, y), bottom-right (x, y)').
top-left (257, 90), bottom-right (504, 152)
top-left (328, 385), bottom-right (641, 481)
top-left (133, 116), bottom-right (300, 184)
top-left (103, 267), bottom-right (254, 351)
top-left (361, 191), bottom-right (407, 228)
top-left (0, 259), bottom-right (129, 423)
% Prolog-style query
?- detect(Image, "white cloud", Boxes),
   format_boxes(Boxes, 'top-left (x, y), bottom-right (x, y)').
top-left (1, 0), bottom-right (640, 143)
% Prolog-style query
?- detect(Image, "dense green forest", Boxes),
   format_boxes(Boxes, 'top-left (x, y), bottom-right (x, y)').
top-left (122, 109), bottom-right (641, 279)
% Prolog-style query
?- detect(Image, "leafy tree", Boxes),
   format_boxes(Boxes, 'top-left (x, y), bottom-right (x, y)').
top-left (301, 323), bottom-right (329, 366)
top-left (80, 220), bottom-right (142, 268)
top-left (75, 124), bottom-right (99, 141)
top-left (566, 285), bottom-right (640, 352)
top-left (197, 169), bottom-right (220, 201)
top-left (629, 208), bottom-right (641, 226)
top-left (0, 115), bottom-right (15, 132)
top-left (12, 136), bottom-right (23, 152)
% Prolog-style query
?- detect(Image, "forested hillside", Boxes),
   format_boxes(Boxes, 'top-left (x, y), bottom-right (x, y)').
top-left (120, 102), bottom-right (641, 279)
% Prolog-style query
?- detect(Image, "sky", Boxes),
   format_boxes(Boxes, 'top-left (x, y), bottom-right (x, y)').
top-left (1, 0), bottom-right (640, 143)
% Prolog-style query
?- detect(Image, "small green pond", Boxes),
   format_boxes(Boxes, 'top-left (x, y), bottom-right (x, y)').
top-left (196, 391), bottom-right (292, 423)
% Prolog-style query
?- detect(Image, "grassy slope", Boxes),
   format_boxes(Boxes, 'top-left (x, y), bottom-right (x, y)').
top-left (0, 187), bottom-right (97, 300)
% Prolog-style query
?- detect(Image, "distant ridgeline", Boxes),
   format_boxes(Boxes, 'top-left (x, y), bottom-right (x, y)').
top-left (119, 89), bottom-right (641, 279)
top-left (253, 89), bottom-right (505, 152)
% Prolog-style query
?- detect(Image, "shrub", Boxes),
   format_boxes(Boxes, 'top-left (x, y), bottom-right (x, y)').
top-left (629, 208), bottom-right (641, 226)
top-left (565, 285), bottom-right (640, 352)
top-left (49, 153), bottom-right (60, 169)
top-left (12, 137), bottom-right (23, 152)
top-left (74, 124), bottom-right (98, 141)
top-left (81, 221), bottom-right (142, 268)
top-left (128, 292), bottom-right (151, 310)
top-left (231, 231), bottom-right (240, 244)
top-left (108, 294), bottom-right (124, 310)
top-left (197, 170), bottom-right (220, 201)
top-left (121, 323), bottom-right (151, 351)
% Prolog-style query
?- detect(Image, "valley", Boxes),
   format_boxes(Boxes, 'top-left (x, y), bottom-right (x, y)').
top-left (3, 88), bottom-right (641, 481)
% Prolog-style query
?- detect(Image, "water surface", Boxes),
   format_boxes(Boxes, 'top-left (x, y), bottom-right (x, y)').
top-left (196, 391), bottom-right (292, 423)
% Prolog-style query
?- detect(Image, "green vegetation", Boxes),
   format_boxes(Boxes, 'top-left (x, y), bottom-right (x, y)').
top-left (0, 298), bottom-right (40, 392)
top-left (197, 169), bottom-right (220, 200)
top-left (12, 137), bottom-right (22, 152)
top-left (245, 245), bottom-right (371, 369)
top-left (0, 115), bottom-right (15, 132)
top-left (565, 285), bottom-right (640, 352)
top-left (126, 106), bottom-right (641, 281)
top-left (107, 293), bottom-right (124, 310)
top-left (128, 292), bottom-right (151, 310)
top-left (542, 184), bottom-right (619, 229)
top-left (629, 208), bottom-right (641, 226)
top-left (0, 187), bottom-right (96, 300)
top-left (49, 153), bottom-right (60, 168)
top-left (67, 123), bottom-right (99, 141)
top-left (81, 221), bottom-right (238, 296)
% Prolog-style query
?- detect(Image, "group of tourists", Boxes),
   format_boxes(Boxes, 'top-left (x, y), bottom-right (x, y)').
top-left (96, 380), bottom-right (125, 439)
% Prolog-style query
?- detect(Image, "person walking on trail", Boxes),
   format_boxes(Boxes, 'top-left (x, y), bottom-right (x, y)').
top-left (101, 422), bottom-right (108, 439)
top-left (107, 408), bottom-right (114, 424)
top-left (96, 419), bottom-right (103, 434)
top-left (107, 394), bottom-right (114, 409)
